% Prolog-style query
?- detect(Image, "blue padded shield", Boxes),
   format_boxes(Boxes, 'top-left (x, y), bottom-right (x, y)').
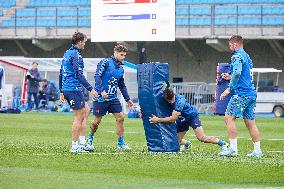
top-left (215, 63), bottom-right (233, 115)
top-left (138, 63), bottom-right (179, 152)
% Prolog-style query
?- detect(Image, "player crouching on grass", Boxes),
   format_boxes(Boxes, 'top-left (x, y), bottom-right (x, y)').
top-left (149, 87), bottom-right (228, 152)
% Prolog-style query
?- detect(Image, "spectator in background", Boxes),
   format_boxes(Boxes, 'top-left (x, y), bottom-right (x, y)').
top-left (39, 79), bottom-right (59, 108)
top-left (26, 62), bottom-right (41, 111)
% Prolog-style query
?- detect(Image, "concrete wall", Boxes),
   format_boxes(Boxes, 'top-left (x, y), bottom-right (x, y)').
top-left (0, 39), bottom-right (283, 87)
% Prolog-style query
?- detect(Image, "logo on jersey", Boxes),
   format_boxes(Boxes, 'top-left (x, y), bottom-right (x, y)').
top-left (70, 100), bottom-right (75, 106)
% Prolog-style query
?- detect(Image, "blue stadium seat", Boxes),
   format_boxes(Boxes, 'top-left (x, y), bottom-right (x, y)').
top-left (263, 16), bottom-right (284, 25)
top-left (78, 19), bottom-right (90, 27)
top-left (0, 0), bottom-right (16, 8)
top-left (190, 7), bottom-right (211, 15)
top-left (263, 6), bottom-right (284, 15)
top-left (16, 19), bottom-right (35, 27)
top-left (176, 7), bottom-right (189, 15)
top-left (2, 20), bottom-right (15, 27)
top-left (190, 17), bottom-right (211, 25)
top-left (16, 9), bottom-right (36, 17)
top-left (238, 6), bottom-right (261, 15)
top-left (57, 9), bottom-right (77, 17)
top-left (57, 19), bottom-right (77, 27)
top-left (0, 10), bottom-right (3, 16)
top-left (176, 18), bottom-right (189, 26)
top-left (176, 17), bottom-right (211, 26)
top-left (37, 9), bottom-right (56, 17)
top-left (176, 0), bottom-right (284, 4)
top-left (27, 0), bottom-right (90, 7)
top-left (37, 19), bottom-right (56, 27)
top-left (176, 7), bottom-right (211, 15)
top-left (215, 16), bottom-right (237, 25)
top-left (238, 16), bottom-right (261, 25)
top-left (78, 9), bottom-right (90, 17)
top-left (215, 6), bottom-right (237, 15)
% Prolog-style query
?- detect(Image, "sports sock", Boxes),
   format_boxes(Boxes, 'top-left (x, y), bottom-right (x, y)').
top-left (72, 141), bottom-right (78, 146)
top-left (253, 141), bottom-right (261, 152)
top-left (79, 136), bottom-right (86, 145)
top-left (217, 139), bottom-right (226, 146)
top-left (229, 138), bottom-right (238, 152)
top-left (118, 135), bottom-right (125, 145)
top-left (88, 132), bottom-right (94, 144)
top-left (184, 140), bottom-right (191, 147)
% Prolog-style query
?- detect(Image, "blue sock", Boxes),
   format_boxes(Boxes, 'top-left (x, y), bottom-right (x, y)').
top-left (217, 139), bottom-right (226, 146)
top-left (118, 136), bottom-right (125, 145)
top-left (88, 133), bottom-right (94, 144)
top-left (185, 140), bottom-right (191, 147)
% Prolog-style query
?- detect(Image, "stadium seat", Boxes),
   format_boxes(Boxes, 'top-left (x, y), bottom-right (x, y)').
top-left (263, 6), bottom-right (284, 14)
top-left (176, 18), bottom-right (188, 26)
top-left (238, 6), bottom-right (261, 15)
top-left (78, 19), bottom-right (90, 27)
top-left (57, 9), bottom-right (77, 17)
top-left (16, 19), bottom-right (35, 27)
top-left (238, 16), bottom-right (261, 25)
top-left (2, 20), bottom-right (15, 27)
top-left (27, 0), bottom-right (90, 7)
top-left (215, 6), bottom-right (237, 15)
top-left (215, 16), bottom-right (237, 25)
top-left (78, 9), bottom-right (91, 17)
top-left (0, 0), bottom-right (16, 8)
top-left (263, 16), bottom-right (284, 25)
top-left (176, 7), bottom-right (189, 15)
top-left (37, 9), bottom-right (56, 17)
top-left (16, 9), bottom-right (36, 17)
top-left (176, 0), bottom-right (284, 4)
top-left (57, 19), bottom-right (77, 27)
top-left (37, 19), bottom-right (56, 27)
top-left (0, 10), bottom-right (3, 16)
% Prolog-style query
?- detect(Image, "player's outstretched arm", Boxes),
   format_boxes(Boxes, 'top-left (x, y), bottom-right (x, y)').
top-left (149, 110), bottom-right (180, 124)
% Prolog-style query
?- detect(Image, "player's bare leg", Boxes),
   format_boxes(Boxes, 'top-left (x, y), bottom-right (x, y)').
top-left (194, 127), bottom-right (228, 149)
top-left (79, 103), bottom-right (90, 150)
top-left (114, 112), bottom-right (130, 150)
top-left (70, 108), bottom-right (85, 152)
top-left (86, 115), bottom-right (102, 151)
top-left (178, 131), bottom-right (191, 152)
top-left (244, 118), bottom-right (263, 157)
top-left (219, 115), bottom-right (238, 156)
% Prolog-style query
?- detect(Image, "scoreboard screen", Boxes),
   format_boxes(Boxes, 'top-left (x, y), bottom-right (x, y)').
top-left (91, 0), bottom-right (175, 42)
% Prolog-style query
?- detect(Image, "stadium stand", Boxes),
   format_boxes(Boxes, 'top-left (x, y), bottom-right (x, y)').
top-left (0, 0), bottom-right (283, 38)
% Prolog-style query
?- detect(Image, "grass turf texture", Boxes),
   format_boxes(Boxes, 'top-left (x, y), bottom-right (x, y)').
top-left (0, 112), bottom-right (283, 189)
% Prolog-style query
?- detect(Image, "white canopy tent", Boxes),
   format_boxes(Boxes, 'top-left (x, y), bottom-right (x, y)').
top-left (0, 57), bottom-right (138, 113)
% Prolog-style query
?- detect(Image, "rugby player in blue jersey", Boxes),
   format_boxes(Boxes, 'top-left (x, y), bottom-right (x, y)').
top-left (59, 32), bottom-right (98, 153)
top-left (149, 88), bottom-right (228, 152)
top-left (219, 35), bottom-right (263, 158)
top-left (86, 44), bottom-right (134, 150)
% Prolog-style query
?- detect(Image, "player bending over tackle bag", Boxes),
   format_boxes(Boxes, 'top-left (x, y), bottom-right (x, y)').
top-left (149, 87), bottom-right (228, 152)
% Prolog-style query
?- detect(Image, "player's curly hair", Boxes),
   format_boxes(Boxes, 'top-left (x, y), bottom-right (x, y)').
top-left (114, 44), bottom-right (128, 53)
top-left (72, 32), bottom-right (86, 44)
top-left (163, 88), bottom-right (175, 101)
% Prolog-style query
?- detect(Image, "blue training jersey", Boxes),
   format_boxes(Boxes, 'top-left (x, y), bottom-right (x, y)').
top-left (228, 48), bottom-right (256, 98)
top-left (59, 44), bottom-right (92, 92)
top-left (172, 94), bottom-right (198, 119)
top-left (94, 55), bottom-right (130, 102)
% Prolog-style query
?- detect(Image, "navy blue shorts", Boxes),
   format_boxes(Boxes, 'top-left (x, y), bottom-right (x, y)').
top-left (93, 98), bottom-right (122, 116)
top-left (176, 114), bottom-right (202, 133)
top-left (63, 91), bottom-right (85, 110)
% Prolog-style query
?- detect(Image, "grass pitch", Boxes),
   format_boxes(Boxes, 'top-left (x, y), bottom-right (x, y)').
top-left (0, 112), bottom-right (283, 189)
